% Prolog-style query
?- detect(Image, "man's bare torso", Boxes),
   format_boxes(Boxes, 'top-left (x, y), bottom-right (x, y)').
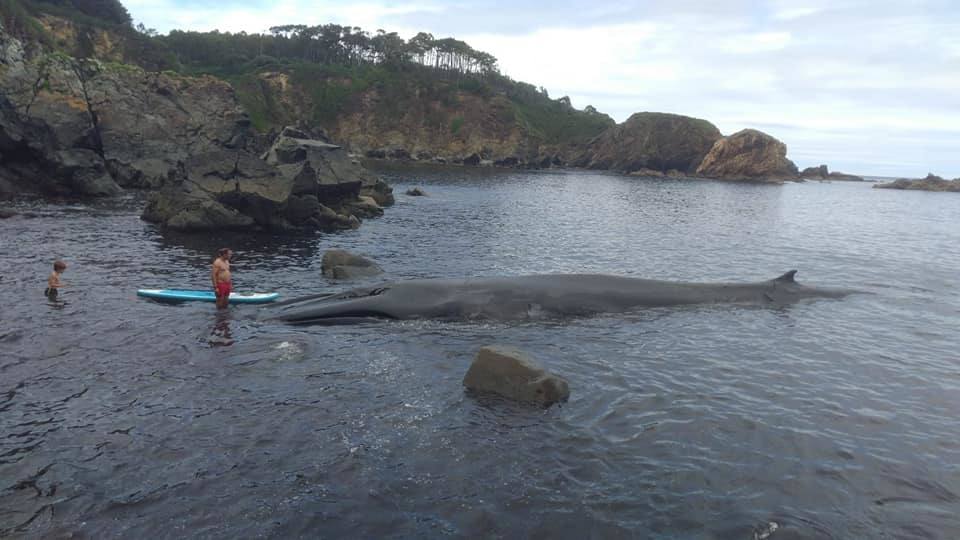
top-left (213, 258), bottom-right (231, 284)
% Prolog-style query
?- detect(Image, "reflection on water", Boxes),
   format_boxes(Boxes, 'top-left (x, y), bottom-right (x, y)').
top-left (2, 167), bottom-right (960, 538)
top-left (209, 309), bottom-right (234, 347)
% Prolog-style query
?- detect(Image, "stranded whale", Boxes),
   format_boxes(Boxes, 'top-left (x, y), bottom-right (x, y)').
top-left (267, 270), bottom-right (853, 325)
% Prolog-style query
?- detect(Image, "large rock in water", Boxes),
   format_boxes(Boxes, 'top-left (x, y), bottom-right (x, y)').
top-left (141, 127), bottom-right (389, 231)
top-left (321, 249), bottom-right (384, 280)
top-left (463, 345), bottom-right (570, 406)
top-left (696, 129), bottom-right (799, 181)
top-left (574, 112), bottom-right (722, 173)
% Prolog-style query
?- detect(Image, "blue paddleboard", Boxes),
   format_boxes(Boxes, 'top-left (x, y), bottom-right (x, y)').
top-left (137, 289), bottom-right (279, 304)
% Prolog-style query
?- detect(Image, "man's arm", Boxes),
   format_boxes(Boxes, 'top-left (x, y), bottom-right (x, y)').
top-left (211, 261), bottom-right (219, 288)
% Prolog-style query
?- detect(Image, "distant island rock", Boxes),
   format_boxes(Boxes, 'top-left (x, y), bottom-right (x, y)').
top-left (695, 129), bottom-right (799, 182)
top-left (573, 112), bottom-right (722, 175)
top-left (799, 164), bottom-right (864, 181)
top-left (874, 173), bottom-right (960, 192)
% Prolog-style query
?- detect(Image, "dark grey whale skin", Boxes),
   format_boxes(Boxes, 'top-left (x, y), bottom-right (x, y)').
top-left (267, 270), bottom-right (853, 325)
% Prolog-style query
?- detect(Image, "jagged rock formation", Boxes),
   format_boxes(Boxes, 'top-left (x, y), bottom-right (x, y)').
top-left (1, 19), bottom-right (249, 194)
top-left (799, 164), bottom-right (864, 181)
top-left (142, 127), bottom-right (394, 231)
top-left (696, 129), bottom-right (799, 181)
top-left (874, 173), bottom-right (960, 192)
top-left (572, 112), bottom-right (722, 174)
top-left (2, 18), bottom-right (393, 232)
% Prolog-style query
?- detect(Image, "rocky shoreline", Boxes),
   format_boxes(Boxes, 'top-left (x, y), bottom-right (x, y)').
top-left (4, 11), bottom-right (928, 229)
top-left (0, 20), bottom-right (391, 231)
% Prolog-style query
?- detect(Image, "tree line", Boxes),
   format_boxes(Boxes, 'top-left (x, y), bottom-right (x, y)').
top-left (159, 24), bottom-right (499, 77)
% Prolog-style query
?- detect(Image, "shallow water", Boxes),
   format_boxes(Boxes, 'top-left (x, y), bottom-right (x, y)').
top-left (2, 168), bottom-right (960, 539)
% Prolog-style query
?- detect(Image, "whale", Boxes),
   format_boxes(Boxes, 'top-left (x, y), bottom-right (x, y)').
top-left (266, 270), bottom-right (853, 325)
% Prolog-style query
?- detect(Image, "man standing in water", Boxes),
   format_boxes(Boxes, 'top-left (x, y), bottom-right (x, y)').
top-left (211, 248), bottom-right (232, 309)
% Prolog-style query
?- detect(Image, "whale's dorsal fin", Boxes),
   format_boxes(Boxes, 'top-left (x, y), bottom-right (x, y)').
top-left (774, 270), bottom-right (798, 283)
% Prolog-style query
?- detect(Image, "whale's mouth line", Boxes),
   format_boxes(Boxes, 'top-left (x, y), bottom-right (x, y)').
top-left (284, 310), bottom-right (398, 325)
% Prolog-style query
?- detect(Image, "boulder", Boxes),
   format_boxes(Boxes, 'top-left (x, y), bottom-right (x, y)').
top-left (463, 345), bottom-right (570, 406)
top-left (344, 194), bottom-right (383, 218)
top-left (696, 129), bottom-right (799, 181)
top-left (577, 112), bottom-right (722, 174)
top-left (321, 249), bottom-right (384, 280)
top-left (405, 187), bottom-right (427, 196)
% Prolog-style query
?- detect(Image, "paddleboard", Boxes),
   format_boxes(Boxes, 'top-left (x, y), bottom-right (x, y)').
top-left (137, 289), bottom-right (279, 304)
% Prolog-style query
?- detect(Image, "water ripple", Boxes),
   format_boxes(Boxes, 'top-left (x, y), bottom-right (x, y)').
top-left (2, 169), bottom-right (960, 537)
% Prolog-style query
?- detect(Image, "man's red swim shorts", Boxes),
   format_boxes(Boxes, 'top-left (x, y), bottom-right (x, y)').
top-left (216, 281), bottom-right (232, 298)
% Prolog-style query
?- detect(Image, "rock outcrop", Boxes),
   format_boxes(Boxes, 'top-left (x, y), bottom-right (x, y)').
top-left (321, 249), bottom-right (384, 280)
top-left (405, 187), bottom-right (427, 196)
top-left (696, 129), bottom-right (799, 181)
top-left (142, 127), bottom-right (393, 231)
top-left (1, 19), bottom-right (393, 232)
top-left (573, 112), bottom-right (723, 174)
top-left (0, 20), bottom-right (249, 195)
top-left (463, 345), bottom-right (570, 406)
top-left (874, 174), bottom-right (960, 192)
top-left (800, 164), bottom-right (864, 181)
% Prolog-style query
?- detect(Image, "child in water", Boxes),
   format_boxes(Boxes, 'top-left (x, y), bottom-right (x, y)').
top-left (45, 260), bottom-right (67, 300)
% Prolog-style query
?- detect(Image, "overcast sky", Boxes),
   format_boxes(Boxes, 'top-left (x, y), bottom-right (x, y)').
top-left (125, 0), bottom-right (960, 178)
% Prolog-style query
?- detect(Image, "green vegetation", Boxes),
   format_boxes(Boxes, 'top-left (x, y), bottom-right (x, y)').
top-left (450, 116), bottom-right (464, 134)
top-left (1, 0), bottom-right (173, 70)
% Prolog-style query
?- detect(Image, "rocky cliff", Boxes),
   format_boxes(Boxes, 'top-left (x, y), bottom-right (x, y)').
top-left (232, 68), bottom-right (613, 168)
top-left (1, 18), bottom-right (250, 195)
top-left (0, 17), bottom-right (391, 230)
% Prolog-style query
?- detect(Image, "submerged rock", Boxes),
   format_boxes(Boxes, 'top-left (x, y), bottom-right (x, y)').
top-left (321, 249), bottom-right (384, 280)
top-left (0, 208), bottom-right (16, 219)
top-left (405, 187), bottom-right (427, 196)
top-left (696, 129), bottom-right (799, 181)
top-left (463, 345), bottom-right (570, 406)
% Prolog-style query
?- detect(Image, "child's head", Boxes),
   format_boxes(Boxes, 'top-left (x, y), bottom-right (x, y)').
top-left (53, 260), bottom-right (67, 272)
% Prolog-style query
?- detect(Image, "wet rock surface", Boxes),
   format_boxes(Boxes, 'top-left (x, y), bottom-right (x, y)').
top-left (463, 345), bottom-right (570, 406)
top-left (321, 249), bottom-right (385, 280)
